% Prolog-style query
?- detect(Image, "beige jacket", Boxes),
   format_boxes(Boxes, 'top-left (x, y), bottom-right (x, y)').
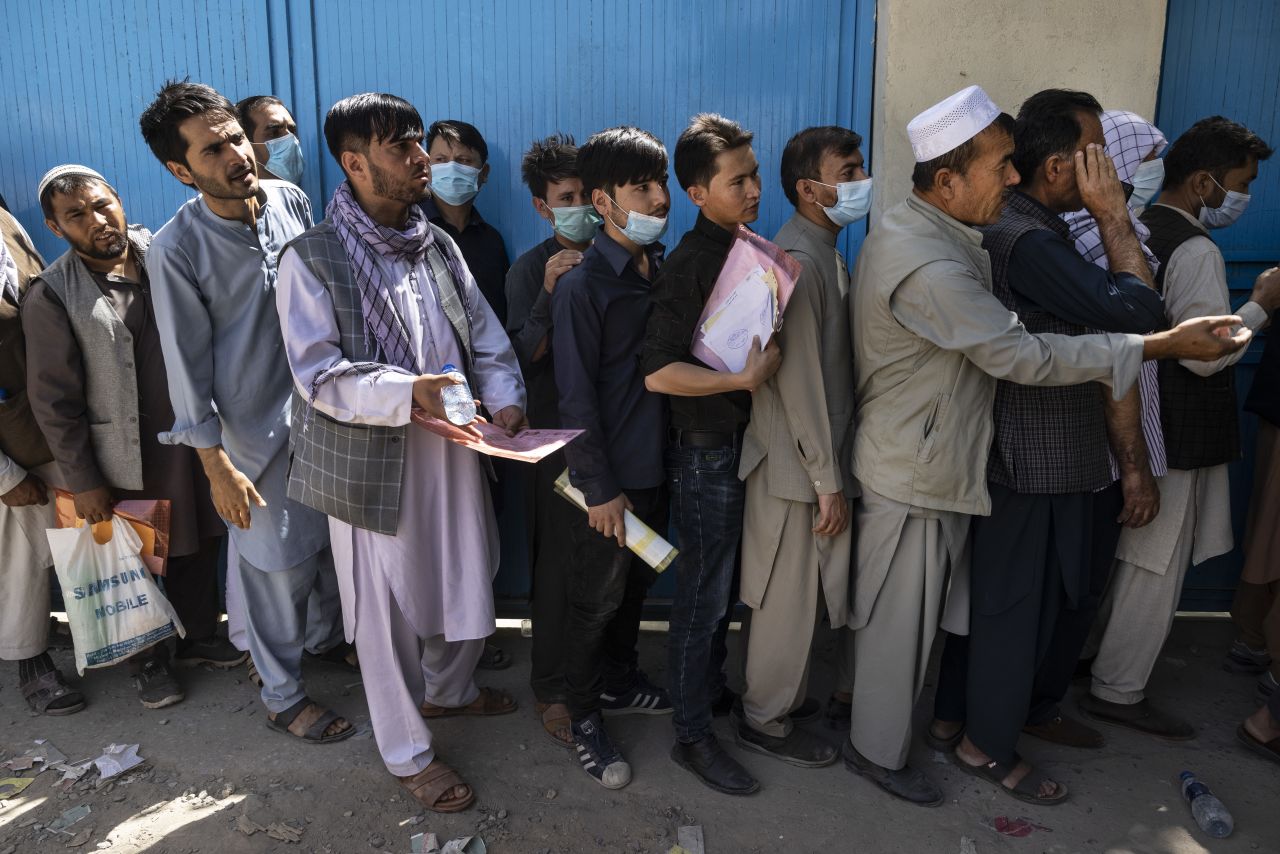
top-left (740, 213), bottom-right (857, 502)
top-left (851, 193), bottom-right (1144, 517)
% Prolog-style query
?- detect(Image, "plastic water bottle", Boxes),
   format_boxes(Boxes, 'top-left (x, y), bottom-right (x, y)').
top-left (1179, 771), bottom-right (1233, 838)
top-left (440, 363), bottom-right (477, 426)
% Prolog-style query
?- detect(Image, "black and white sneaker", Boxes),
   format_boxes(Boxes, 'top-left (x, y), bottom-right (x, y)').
top-left (134, 660), bottom-right (185, 710)
top-left (601, 672), bottom-right (672, 716)
top-left (572, 712), bottom-right (632, 790)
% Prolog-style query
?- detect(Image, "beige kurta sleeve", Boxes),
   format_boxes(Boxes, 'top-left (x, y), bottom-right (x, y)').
top-left (773, 250), bottom-right (841, 495)
top-left (890, 259), bottom-right (1144, 399)
top-left (1162, 236), bottom-right (1269, 377)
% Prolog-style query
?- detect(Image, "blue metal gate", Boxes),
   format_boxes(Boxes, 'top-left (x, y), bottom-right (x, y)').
top-left (0, 0), bottom-right (877, 602)
top-left (1157, 0), bottom-right (1280, 610)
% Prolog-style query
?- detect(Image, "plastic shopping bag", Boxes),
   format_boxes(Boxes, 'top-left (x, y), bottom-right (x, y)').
top-left (54, 491), bottom-right (171, 575)
top-left (46, 517), bottom-right (186, 674)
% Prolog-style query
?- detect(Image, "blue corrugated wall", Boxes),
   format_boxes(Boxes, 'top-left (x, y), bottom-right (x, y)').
top-left (0, 0), bottom-right (876, 601)
top-left (1156, 0), bottom-right (1280, 610)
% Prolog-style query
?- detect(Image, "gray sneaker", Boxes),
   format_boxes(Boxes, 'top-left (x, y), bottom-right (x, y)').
top-left (134, 660), bottom-right (185, 709)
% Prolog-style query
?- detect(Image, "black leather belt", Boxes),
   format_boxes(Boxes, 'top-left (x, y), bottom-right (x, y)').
top-left (668, 427), bottom-right (743, 449)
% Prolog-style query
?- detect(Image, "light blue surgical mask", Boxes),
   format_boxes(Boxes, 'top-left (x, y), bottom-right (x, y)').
top-left (549, 203), bottom-right (602, 244)
top-left (1127, 158), bottom-right (1163, 210)
top-left (263, 132), bottom-right (305, 185)
top-left (1199, 174), bottom-right (1250, 229)
top-left (431, 161), bottom-right (482, 206)
top-left (812, 177), bottom-right (874, 227)
top-left (605, 195), bottom-right (667, 245)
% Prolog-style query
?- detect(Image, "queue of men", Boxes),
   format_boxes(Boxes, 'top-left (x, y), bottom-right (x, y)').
top-left (0, 79), bottom-right (1277, 817)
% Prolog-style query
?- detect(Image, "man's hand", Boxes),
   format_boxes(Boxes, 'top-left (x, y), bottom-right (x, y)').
top-left (1250, 267), bottom-right (1280, 314)
top-left (1117, 467), bottom-right (1160, 528)
top-left (812, 492), bottom-right (849, 537)
top-left (588, 493), bottom-right (633, 548)
top-left (491, 405), bottom-right (528, 437)
top-left (1145, 315), bottom-right (1252, 361)
top-left (736, 337), bottom-right (782, 392)
top-left (197, 447), bottom-right (266, 530)
top-left (1076, 144), bottom-right (1130, 223)
top-left (0, 473), bottom-right (48, 508)
top-left (74, 486), bottom-right (116, 525)
top-left (412, 373), bottom-right (483, 440)
top-left (543, 249), bottom-right (584, 294)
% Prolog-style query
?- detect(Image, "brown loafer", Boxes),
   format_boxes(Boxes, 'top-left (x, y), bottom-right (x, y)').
top-left (420, 686), bottom-right (517, 718)
top-left (1022, 713), bottom-right (1104, 748)
top-left (1079, 694), bottom-right (1195, 741)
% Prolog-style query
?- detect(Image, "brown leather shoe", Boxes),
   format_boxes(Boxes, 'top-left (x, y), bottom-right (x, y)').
top-left (1022, 713), bottom-right (1104, 748)
top-left (1079, 694), bottom-right (1195, 741)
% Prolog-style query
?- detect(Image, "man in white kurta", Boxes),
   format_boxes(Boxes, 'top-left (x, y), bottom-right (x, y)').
top-left (275, 93), bottom-right (525, 812)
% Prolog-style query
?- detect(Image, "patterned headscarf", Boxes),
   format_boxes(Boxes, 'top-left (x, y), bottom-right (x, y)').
top-left (1061, 110), bottom-right (1168, 271)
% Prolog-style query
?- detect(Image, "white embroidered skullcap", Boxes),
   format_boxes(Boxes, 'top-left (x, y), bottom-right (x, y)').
top-left (37, 164), bottom-right (108, 201)
top-left (908, 85), bottom-right (1003, 163)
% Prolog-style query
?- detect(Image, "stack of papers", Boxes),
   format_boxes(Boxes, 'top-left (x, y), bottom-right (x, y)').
top-left (699, 264), bottom-right (781, 373)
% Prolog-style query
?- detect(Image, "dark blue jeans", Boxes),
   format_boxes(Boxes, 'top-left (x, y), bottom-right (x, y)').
top-left (665, 443), bottom-right (745, 743)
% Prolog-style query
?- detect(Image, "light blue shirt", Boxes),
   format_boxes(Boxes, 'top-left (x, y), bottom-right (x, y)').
top-left (147, 180), bottom-right (328, 571)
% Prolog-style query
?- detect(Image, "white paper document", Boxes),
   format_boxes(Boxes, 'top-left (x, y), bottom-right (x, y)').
top-left (553, 471), bottom-right (678, 572)
top-left (699, 264), bottom-right (777, 372)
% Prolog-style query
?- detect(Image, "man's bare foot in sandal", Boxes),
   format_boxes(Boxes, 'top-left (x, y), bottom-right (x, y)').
top-left (266, 697), bottom-right (355, 744)
top-left (952, 735), bottom-right (1068, 805)
top-left (536, 702), bottom-right (574, 748)
top-left (399, 759), bottom-right (475, 813)
top-left (420, 687), bottom-right (517, 718)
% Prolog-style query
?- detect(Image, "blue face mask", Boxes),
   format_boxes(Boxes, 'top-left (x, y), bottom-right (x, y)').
top-left (605, 194), bottom-right (667, 245)
top-left (812, 177), bottom-right (873, 227)
top-left (549, 203), bottom-right (602, 244)
top-left (1127, 159), bottom-right (1163, 210)
top-left (263, 132), bottom-right (305, 185)
top-left (431, 161), bottom-right (482, 206)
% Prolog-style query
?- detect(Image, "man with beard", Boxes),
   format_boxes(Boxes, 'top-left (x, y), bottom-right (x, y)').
top-left (140, 81), bottom-right (351, 744)
top-left (23, 165), bottom-right (241, 708)
top-left (276, 93), bottom-right (524, 811)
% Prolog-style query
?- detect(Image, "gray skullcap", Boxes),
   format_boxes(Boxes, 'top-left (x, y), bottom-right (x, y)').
top-left (37, 164), bottom-right (108, 202)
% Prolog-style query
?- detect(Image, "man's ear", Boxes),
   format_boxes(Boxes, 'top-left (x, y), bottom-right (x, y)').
top-left (590, 187), bottom-right (611, 218)
top-left (934, 167), bottom-right (956, 201)
top-left (686, 184), bottom-right (708, 209)
top-left (479, 162), bottom-right (490, 186)
top-left (796, 178), bottom-right (820, 206)
top-left (1045, 153), bottom-right (1069, 185)
top-left (165, 160), bottom-right (195, 188)
top-left (531, 196), bottom-right (553, 223)
top-left (340, 150), bottom-right (366, 183)
top-left (44, 218), bottom-right (64, 239)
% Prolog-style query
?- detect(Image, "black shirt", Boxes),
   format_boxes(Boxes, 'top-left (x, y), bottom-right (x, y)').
top-left (505, 236), bottom-right (561, 428)
top-left (419, 196), bottom-right (511, 326)
top-left (641, 213), bottom-right (750, 432)
top-left (552, 231), bottom-right (666, 506)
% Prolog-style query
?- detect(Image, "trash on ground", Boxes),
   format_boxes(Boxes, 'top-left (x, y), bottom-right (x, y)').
top-left (991, 816), bottom-right (1051, 837)
top-left (3, 738), bottom-right (68, 773)
top-left (65, 827), bottom-right (93, 848)
top-left (46, 804), bottom-right (91, 834)
top-left (959, 835), bottom-right (978, 854)
top-left (677, 825), bottom-right (705, 854)
top-left (0, 778), bottom-right (35, 798)
top-left (92, 744), bottom-right (143, 780)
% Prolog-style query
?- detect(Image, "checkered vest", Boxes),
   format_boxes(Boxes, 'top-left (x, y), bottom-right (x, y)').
top-left (1140, 205), bottom-right (1240, 470)
top-left (283, 220), bottom-right (478, 534)
top-left (979, 192), bottom-right (1111, 494)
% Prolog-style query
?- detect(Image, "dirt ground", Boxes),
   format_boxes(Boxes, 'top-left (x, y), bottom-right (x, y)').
top-left (0, 616), bottom-right (1275, 854)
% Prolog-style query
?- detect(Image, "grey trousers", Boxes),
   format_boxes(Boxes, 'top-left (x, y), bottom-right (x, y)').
top-left (226, 537), bottom-right (344, 655)
top-left (236, 547), bottom-right (341, 713)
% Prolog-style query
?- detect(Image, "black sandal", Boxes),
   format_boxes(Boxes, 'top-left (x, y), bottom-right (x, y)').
top-left (21, 669), bottom-right (87, 716)
top-left (950, 751), bottom-right (1068, 805)
top-left (266, 697), bottom-right (355, 744)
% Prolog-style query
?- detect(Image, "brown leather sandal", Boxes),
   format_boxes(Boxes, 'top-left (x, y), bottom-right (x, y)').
top-left (420, 686), bottom-right (517, 719)
top-left (537, 702), bottom-right (574, 748)
top-left (22, 669), bottom-right (86, 716)
top-left (398, 760), bottom-right (475, 813)
top-left (266, 697), bottom-right (355, 744)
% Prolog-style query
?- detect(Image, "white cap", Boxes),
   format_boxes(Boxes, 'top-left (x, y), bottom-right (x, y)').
top-left (908, 85), bottom-right (1002, 163)
top-left (37, 164), bottom-right (107, 201)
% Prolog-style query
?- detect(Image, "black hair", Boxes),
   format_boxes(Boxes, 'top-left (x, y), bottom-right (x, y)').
top-left (426, 119), bottom-right (489, 163)
top-left (39, 174), bottom-right (116, 221)
top-left (1163, 115), bottom-right (1274, 188)
top-left (780, 126), bottom-right (864, 207)
top-left (576, 126), bottom-right (668, 197)
top-left (520, 134), bottom-right (578, 199)
top-left (139, 79), bottom-right (239, 166)
top-left (1011, 88), bottom-right (1103, 186)
top-left (323, 93), bottom-right (424, 171)
top-left (911, 113), bottom-right (1015, 192)
top-left (235, 95), bottom-right (286, 141)
top-left (674, 113), bottom-right (754, 191)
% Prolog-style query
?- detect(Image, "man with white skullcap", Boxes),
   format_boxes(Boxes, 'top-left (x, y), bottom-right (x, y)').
top-left (844, 84), bottom-right (1251, 806)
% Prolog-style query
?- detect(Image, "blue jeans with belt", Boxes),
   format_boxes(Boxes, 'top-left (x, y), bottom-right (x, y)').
top-left (665, 441), bottom-right (745, 743)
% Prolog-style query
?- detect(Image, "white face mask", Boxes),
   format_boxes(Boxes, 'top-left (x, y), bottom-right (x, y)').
top-left (811, 177), bottom-right (874, 227)
top-left (1127, 159), bottom-right (1163, 210)
top-left (1199, 174), bottom-right (1250, 229)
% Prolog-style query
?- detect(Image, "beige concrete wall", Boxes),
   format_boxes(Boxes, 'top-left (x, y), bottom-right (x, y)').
top-left (870, 0), bottom-right (1168, 218)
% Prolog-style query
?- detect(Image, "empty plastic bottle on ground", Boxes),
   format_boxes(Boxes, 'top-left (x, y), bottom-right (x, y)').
top-left (441, 364), bottom-right (477, 426)
top-left (1179, 771), bottom-right (1233, 838)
